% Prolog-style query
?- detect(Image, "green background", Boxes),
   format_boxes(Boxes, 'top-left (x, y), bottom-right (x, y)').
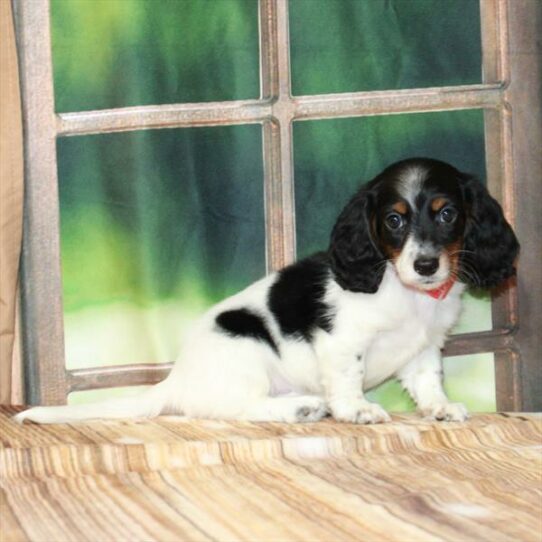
top-left (50, 0), bottom-right (495, 411)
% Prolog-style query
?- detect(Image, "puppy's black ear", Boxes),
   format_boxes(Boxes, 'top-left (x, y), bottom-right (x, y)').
top-left (459, 175), bottom-right (520, 288)
top-left (329, 187), bottom-right (385, 293)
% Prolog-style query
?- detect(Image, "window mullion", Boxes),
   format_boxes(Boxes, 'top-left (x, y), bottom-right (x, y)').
top-left (480, 0), bottom-right (521, 411)
top-left (498, 0), bottom-right (542, 411)
top-left (293, 84), bottom-right (503, 119)
top-left (57, 100), bottom-right (272, 137)
top-left (260, 0), bottom-right (296, 273)
top-left (14, 0), bottom-right (67, 405)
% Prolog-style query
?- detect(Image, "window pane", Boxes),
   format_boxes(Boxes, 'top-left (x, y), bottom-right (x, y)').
top-left (290, 0), bottom-right (482, 95)
top-left (58, 125), bottom-right (265, 370)
top-left (293, 109), bottom-right (492, 333)
top-left (51, 0), bottom-right (259, 112)
top-left (443, 353), bottom-right (496, 412)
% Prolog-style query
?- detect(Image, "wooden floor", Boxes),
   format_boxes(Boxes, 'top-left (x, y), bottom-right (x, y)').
top-left (1, 407), bottom-right (541, 542)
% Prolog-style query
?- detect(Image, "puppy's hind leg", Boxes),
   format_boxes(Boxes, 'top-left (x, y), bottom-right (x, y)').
top-left (239, 395), bottom-right (328, 423)
top-left (172, 332), bottom-right (327, 423)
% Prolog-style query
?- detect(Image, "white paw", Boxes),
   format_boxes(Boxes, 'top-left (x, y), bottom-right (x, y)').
top-left (294, 397), bottom-right (328, 423)
top-left (331, 399), bottom-right (391, 424)
top-left (421, 402), bottom-right (469, 422)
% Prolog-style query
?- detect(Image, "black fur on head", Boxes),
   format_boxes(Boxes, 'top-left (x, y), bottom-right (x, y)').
top-left (328, 184), bottom-right (385, 293)
top-left (458, 173), bottom-right (520, 289)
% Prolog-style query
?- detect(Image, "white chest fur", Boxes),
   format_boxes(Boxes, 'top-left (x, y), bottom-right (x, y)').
top-left (328, 268), bottom-right (464, 390)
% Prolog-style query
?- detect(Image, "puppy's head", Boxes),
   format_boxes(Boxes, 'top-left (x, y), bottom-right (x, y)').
top-left (329, 158), bottom-right (519, 293)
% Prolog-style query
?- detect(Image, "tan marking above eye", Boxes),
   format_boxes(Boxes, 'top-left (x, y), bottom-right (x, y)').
top-left (431, 197), bottom-right (448, 212)
top-left (392, 201), bottom-right (408, 214)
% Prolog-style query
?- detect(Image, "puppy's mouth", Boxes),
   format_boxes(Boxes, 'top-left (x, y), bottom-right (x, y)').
top-left (411, 275), bottom-right (451, 290)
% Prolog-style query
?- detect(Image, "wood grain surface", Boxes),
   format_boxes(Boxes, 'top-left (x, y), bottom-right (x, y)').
top-left (1, 407), bottom-right (541, 542)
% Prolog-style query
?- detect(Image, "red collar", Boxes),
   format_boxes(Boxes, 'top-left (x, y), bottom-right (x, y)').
top-left (423, 278), bottom-right (456, 300)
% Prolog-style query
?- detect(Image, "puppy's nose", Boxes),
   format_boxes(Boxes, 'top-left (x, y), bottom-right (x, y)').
top-left (414, 257), bottom-right (439, 276)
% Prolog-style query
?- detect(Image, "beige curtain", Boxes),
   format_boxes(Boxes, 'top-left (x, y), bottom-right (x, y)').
top-left (0, 0), bottom-right (24, 404)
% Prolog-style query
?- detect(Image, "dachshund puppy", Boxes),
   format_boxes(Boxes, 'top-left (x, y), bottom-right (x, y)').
top-left (16, 158), bottom-right (519, 425)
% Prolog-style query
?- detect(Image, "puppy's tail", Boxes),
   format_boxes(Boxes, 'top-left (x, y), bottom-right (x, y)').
top-left (13, 381), bottom-right (173, 425)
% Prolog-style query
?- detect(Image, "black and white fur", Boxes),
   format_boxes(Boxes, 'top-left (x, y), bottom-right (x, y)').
top-left (16, 158), bottom-right (519, 425)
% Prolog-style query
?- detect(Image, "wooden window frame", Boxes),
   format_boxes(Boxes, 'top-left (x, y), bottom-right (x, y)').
top-left (13, 0), bottom-right (541, 410)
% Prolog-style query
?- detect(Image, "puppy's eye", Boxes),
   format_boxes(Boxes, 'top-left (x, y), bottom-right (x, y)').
top-left (385, 213), bottom-right (404, 230)
top-left (438, 207), bottom-right (457, 224)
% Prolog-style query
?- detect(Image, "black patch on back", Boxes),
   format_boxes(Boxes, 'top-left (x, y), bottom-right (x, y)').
top-left (215, 309), bottom-right (279, 355)
top-left (268, 252), bottom-right (334, 342)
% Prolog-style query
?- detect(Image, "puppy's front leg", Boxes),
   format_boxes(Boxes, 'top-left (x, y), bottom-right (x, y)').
top-left (322, 344), bottom-right (390, 424)
top-left (398, 345), bottom-right (468, 422)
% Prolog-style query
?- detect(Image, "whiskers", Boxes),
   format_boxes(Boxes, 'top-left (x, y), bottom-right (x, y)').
top-left (372, 258), bottom-right (392, 276)
top-left (447, 250), bottom-right (481, 287)
top-left (375, 249), bottom-right (482, 288)
top-left (447, 248), bottom-right (476, 258)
